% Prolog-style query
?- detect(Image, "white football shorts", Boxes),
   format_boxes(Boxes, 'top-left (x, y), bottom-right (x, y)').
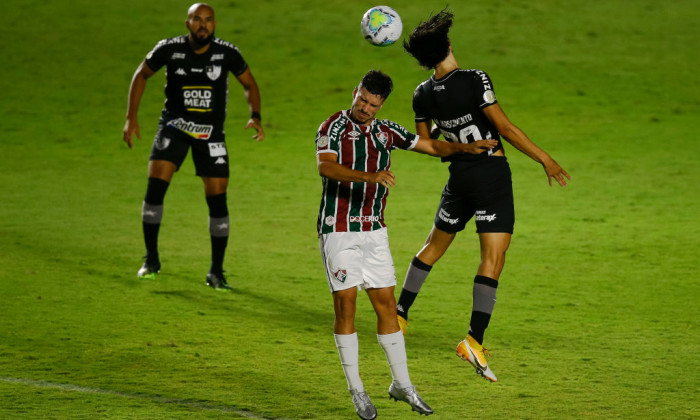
top-left (319, 227), bottom-right (396, 293)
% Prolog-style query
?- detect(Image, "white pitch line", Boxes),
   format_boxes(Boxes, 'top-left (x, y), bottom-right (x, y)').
top-left (0, 376), bottom-right (291, 420)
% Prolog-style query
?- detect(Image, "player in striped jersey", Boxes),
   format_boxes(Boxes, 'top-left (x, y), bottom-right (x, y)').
top-left (397, 9), bottom-right (570, 382)
top-left (316, 70), bottom-right (496, 419)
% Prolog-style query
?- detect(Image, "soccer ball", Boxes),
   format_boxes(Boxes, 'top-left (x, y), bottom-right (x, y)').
top-left (360, 6), bottom-right (403, 46)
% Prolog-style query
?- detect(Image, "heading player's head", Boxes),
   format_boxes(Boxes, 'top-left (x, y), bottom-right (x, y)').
top-left (186, 3), bottom-right (216, 48)
top-left (350, 70), bottom-right (393, 125)
top-left (403, 8), bottom-right (454, 69)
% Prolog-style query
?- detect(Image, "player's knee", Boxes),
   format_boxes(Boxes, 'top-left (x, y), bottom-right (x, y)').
top-left (144, 177), bottom-right (170, 205)
top-left (206, 193), bottom-right (228, 217)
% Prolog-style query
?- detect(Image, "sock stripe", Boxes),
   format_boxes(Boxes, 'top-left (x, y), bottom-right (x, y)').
top-left (474, 275), bottom-right (498, 288)
top-left (411, 256), bottom-right (432, 272)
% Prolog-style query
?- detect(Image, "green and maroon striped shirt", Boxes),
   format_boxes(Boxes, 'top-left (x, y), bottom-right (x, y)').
top-left (316, 110), bottom-right (418, 234)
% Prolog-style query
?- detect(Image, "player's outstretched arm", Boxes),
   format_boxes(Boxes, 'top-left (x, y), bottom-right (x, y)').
top-left (317, 152), bottom-right (395, 188)
top-left (483, 103), bottom-right (570, 186)
top-left (123, 61), bottom-right (155, 149)
top-left (412, 137), bottom-right (498, 157)
top-left (236, 68), bottom-right (265, 142)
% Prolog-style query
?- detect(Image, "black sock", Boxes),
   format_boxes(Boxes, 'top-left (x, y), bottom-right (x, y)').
top-left (397, 256), bottom-right (432, 319)
top-left (468, 275), bottom-right (499, 344)
top-left (206, 193), bottom-right (229, 274)
top-left (396, 290), bottom-right (417, 319)
top-left (142, 178), bottom-right (169, 263)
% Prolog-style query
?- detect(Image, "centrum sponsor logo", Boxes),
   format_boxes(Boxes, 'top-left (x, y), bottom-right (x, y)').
top-left (349, 215), bottom-right (380, 223)
top-left (475, 210), bottom-right (497, 222)
top-left (438, 208), bottom-right (459, 225)
top-left (167, 118), bottom-right (213, 139)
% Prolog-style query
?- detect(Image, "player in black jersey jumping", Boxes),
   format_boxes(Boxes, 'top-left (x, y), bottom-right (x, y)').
top-left (396, 9), bottom-right (570, 382)
top-left (123, 3), bottom-right (265, 289)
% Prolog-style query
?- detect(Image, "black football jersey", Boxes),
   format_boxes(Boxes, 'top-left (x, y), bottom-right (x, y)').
top-left (412, 69), bottom-right (503, 161)
top-left (145, 35), bottom-right (248, 131)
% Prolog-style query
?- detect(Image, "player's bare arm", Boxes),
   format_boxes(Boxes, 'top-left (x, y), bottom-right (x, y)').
top-left (236, 68), bottom-right (265, 142)
top-left (483, 103), bottom-right (570, 187)
top-left (123, 61), bottom-right (156, 149)
top-left (317, 152), bottom-right (395, 187)
top-left (412, 137), bottom-right (498, 157)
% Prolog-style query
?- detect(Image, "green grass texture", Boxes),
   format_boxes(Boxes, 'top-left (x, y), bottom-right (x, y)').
top-left (1, 0), bottom-right (698, 418)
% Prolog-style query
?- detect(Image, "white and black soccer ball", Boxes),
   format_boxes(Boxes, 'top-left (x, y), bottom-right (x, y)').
top-left (360, 6), bottom-right (403, 46)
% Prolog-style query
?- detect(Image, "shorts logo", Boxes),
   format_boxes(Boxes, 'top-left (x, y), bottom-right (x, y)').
top-left (155, 136), bottom-right (171, 151)
top-left (167, 118), bottom-right (214, 139)
top-left (438, 208), bottom-right (459, 225)
top-left (475, 210), bottom-right (497, 222)
top-left (325, 215), bottom-right (335, 226)
top-left (208, 142), bottom-right (227, 157)
top-left (333, 269), bottom-right (347, 283)
top-left (214, 157), bottom-right (227, 165)
top-left (206, 65), bottom-right (222, 81)
top-left (483, 90), bottom-right (496, 104)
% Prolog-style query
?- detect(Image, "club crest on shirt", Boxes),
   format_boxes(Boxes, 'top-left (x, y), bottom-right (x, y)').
top-left (333, 269), bottom-right (347, 283)
top-left (206, 65), bottom-right (222, 81)
top-left (377, 132), bottom-right (389, 146)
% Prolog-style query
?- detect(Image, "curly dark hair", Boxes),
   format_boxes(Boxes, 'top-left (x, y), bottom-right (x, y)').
top-left (359, 69), bottom-right (393, 100)
top-left (403, 8), bottom-right (454, 69)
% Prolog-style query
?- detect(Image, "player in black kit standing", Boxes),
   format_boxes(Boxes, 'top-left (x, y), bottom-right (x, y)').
top-left (396, 9), bottom-right (570, 381)
top-left (123, 3), bottom-right (264, 290)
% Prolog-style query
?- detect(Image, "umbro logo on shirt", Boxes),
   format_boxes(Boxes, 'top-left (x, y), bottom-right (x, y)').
top-left (348, 130), bottom-right (361, 140)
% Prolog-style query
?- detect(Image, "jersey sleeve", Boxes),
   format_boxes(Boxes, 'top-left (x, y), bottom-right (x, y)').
top-left (226, 45), bottom-right (248, 77)
top-left (385, 120), bottom-right (419, 150)
top-left (472, 70), bottom-right (498, 109)
top-left (316, 112), bottom-right (344, 155)
top-left (412, 82), bottom-right (432, 123)
top-left (144, 39), bottom-right (171, 72)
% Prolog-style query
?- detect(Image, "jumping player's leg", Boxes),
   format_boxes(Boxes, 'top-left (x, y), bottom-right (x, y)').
top-left (332, 288), bottom-right (365, 392)
top-left (368, 286), bottom-right (433, 415)
top-left (138, 160), bottom-right (176, 278)
top-left (396, 226), bottom-right (456, 325)
top-left (367, 287), bottom-right (410, 386)
top-left (469, 232), bottom-right (511, 344)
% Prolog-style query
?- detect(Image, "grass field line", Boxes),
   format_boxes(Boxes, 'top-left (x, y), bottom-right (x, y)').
top-left (0, 376), bottom-right (291, 420)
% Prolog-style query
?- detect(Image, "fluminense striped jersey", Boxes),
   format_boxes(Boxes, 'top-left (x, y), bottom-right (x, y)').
top-left (316, 110), bottom-right (419, 234)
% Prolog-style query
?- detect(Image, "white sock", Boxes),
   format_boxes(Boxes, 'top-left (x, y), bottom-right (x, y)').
top-left (334, 332), bottom-right (364, 393)
top-left (377, 331), bottom-right (412, 389)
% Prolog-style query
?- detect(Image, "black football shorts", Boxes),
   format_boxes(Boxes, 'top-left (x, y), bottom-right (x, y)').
top-left (433, 156), bottom-right (515, 234)
top-left (150, 121), bottom-right (229, 178)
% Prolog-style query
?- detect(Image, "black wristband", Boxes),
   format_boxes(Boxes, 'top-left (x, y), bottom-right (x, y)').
top-left (251, 111), bottom-right (261, 121)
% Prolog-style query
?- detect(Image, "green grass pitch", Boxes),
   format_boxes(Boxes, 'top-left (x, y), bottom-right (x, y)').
top-left (1, 0), bottom-right (698, 418)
